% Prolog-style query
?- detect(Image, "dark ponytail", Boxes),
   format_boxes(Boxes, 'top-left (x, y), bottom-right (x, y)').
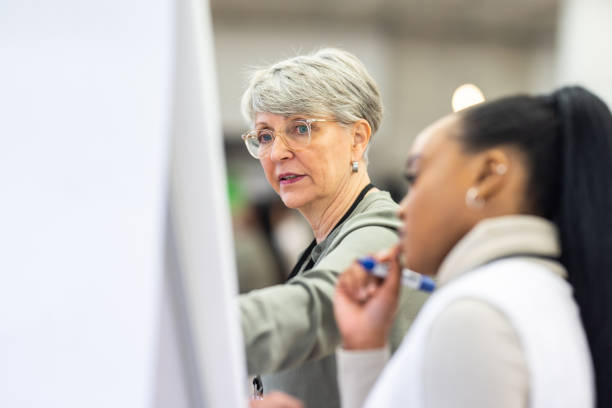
top-left (460, 86), bottom-right (612, 407)
top-left (554, 87), bottom-right (612, 408)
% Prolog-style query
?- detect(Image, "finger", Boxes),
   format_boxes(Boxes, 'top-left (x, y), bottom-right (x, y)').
top-left (364, 279), bottom-right (379, 298)
top-left (335, 278), bottom-right (361, 309)
top-left (337, 272), bottom-right (364, 304)
top-left (369, 244), bottom-right (401, 299)
top-left (337, 264), bottom-right (360, 300)
top-left (250, 392), bottom-right (304, 408)
top-left (354, 266), bottom-right (383, 301)
top-left (339, 261), bottom-right (371, 300)
top-left (272, 392), bottom-right (304, 407)
top-left (385, 245), bottom-right (402, 272)
top-left (373, 244), bottom-right (401, 263)
top-left (378, 249), bottom-right (402, 301)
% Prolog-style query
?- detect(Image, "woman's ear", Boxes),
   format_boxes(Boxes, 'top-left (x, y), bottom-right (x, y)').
top-left (471, 149), bottom-right (511, 202)
top-left (351, 119), bottom-right (372, 161)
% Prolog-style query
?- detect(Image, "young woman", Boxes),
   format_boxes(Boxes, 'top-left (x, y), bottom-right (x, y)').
top-left (334, 86), bottom-right (612, 407)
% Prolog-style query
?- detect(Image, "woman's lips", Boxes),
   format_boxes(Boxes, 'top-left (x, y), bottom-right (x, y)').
top-left (278, 174), bottom-right (305, 185)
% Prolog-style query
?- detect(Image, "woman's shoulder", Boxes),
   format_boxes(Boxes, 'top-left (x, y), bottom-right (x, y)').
top-left (312, 191), bottom-right (401, 271)
top-left (360, 190), bottom-right (399, 211)
top-left (309, 190), bottom-right (400, 272)
top-left (325, 191), bottom-right (401, 246)
top-left (342, 190), bottom-right (401, 231)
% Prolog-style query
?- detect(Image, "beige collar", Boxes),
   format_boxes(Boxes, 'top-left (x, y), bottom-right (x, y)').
top-left (436, 215), bottom-right (566, 287)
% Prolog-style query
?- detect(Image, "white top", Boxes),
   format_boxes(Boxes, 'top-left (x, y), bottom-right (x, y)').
top-left (337, 215), bottom-right (594, 408)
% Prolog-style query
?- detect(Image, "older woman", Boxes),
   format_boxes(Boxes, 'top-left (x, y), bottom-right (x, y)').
top-left (334, 86), bottom-right (611, 407)
top-left (238, 49), bottom-right (428, 408)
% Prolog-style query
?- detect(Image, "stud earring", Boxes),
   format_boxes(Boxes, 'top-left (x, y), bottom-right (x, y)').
top-left (496, 163), bottom-right (508, 175)
top-left (352, 161), bottom-right (359, 173)
top-left (465, 187), bottom-right (485, 209)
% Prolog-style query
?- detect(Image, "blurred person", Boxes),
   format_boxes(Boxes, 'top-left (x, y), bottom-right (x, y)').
top-left (233, 202), bottom-right (284, 293)
top-left (228, 172), bottom-right (285, 292)
top-left (238, 48), bottom-right (428, 408)
top-left (332, 86), bottom-right (611, 407)
top-left (269, 201), bottom-right (313, 276)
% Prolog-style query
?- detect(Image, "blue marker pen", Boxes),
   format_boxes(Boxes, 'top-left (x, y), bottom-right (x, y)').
top-left (357, 256), bottom-right (436, 293)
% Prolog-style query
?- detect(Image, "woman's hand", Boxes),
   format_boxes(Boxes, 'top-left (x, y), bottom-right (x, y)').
top-left (334, 245), bottom-right (403, 350)
top-left (249, 392), bottom-right (304, 408)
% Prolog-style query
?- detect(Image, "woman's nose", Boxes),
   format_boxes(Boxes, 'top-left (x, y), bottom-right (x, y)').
top-left (398, 195), bottom-right (409, 220)
top-left (269, 135), bottom-right (293, 161)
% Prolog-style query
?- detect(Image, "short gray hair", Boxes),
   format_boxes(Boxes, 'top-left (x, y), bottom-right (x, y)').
top-left (241, 48), bottom-right (383, 137)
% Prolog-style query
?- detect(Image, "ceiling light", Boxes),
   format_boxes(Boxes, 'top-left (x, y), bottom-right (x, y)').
top-left (452, 84), bottom-right (485, 112)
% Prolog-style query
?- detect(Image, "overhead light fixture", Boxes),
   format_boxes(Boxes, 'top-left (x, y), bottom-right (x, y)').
top-left (452, 83), bottom-right (485, 112)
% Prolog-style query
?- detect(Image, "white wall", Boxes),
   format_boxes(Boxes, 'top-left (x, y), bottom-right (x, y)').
top-left (0, 0), bottom-right (172, 405)
top-left (557, 0), bottom-right (612, 106)
top-left (0, 1), bottom-right (248, 406)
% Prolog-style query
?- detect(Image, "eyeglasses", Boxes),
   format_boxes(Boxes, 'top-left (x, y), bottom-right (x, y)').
top-left (241, 118), bottom-right (330, 159)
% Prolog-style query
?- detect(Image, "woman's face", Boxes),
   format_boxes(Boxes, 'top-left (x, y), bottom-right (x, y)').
top-left (255, 112), bottom-right (355, 211)
top-left (398, 114), bottom-right (480, 276)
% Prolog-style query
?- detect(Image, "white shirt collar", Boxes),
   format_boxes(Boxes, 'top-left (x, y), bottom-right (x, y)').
top-left (436, 215), bottom-right (565, 287)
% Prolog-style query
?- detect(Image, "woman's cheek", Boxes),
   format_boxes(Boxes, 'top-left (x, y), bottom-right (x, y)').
top-left (402, 186), bottom-right (437, 272)
top-left (260, 160), bottom-right (279, 192)
top-left (399, 201), bottom-right (418, 259)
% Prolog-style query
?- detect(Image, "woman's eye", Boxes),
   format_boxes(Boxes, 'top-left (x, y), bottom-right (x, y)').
top-left (404, 173), bottom-right (418, 187)
top-left (257, 131), bottom-right (274, 144)
top-left (295, 124), bottom-right (309, 135)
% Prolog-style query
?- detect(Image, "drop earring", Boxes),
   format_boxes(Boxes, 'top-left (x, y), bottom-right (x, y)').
top-left (352, 161), bottom-right (359, 173)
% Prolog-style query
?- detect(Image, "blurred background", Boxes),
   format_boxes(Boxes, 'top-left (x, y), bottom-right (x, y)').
top-left (211, 0), bottom-right (612, 292)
